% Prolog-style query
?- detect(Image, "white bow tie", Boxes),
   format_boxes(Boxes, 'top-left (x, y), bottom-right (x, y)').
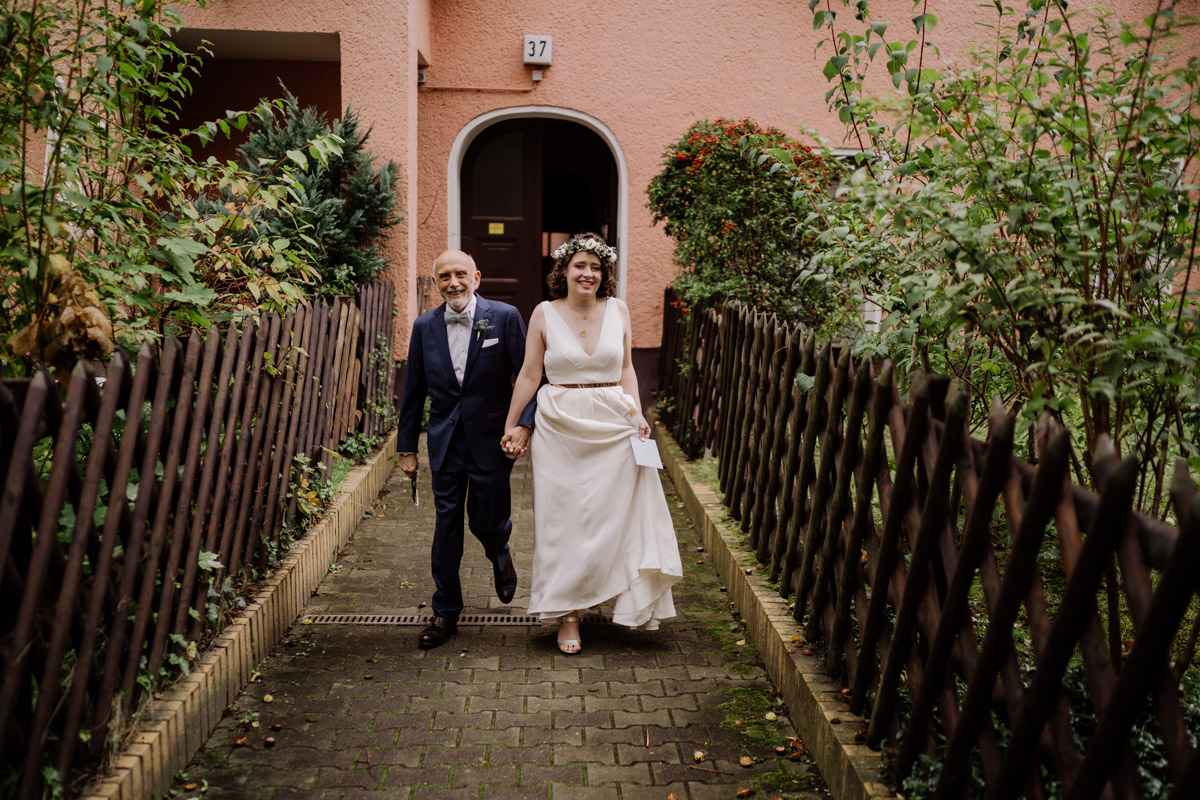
top-left (445, 309), bottom-right (471, 326)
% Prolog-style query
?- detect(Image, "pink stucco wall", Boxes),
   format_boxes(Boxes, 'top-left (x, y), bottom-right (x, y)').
top-left (415, 0), bottom-right (1182, 347)
top-left (181, 0), bottom-right (1191, 350)
top-left (420, 0), bottom-right (838, 347)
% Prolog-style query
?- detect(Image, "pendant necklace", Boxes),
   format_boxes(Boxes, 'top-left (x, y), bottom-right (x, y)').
top-left (567, 301), bottom-right (595, 338)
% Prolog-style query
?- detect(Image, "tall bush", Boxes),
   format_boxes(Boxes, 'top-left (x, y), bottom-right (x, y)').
top-left (0, 0), bottom-right (339, 379)
top-left (647, 118), bottom-right (844, 327)
top-left (768, 0), bottom-right (1200, 509)
top-left (229, 88), bottom-right (402, 299)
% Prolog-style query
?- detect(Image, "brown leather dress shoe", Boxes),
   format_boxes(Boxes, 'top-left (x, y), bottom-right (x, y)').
top-left (495, 554), bottom-right (518, 604)
top-left (418, 614), bottom-right (458, 649)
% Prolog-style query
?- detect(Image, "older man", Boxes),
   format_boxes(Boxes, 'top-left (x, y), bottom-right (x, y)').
top-left (396, 250), bottom-right (534, 648)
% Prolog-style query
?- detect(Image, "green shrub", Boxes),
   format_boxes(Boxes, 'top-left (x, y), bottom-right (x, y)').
top-left (228, 88), bottom-right (402, 299)
top-left (647, 118), bottom-right (844, 327)
top-left (0, 1), bottom-right (340, 377)
top-left (791, 1), bottom-right (1200, 507)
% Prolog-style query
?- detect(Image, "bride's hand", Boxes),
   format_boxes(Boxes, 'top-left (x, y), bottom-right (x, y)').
top-left (636, 413), bottom-right (650, 441)
top-left (501, 426), bottom-right (531, 459)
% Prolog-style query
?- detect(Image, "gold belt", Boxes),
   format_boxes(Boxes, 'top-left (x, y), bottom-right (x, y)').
top-left (552, 382), bottom-right (620, 389)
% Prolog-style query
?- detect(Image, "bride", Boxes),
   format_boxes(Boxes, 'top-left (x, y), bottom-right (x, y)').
top-left (502, 233), bottom-right (683, 654)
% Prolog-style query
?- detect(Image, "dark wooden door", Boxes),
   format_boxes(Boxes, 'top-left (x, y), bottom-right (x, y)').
top-left (461, 120), bottom-right (542, 317)
top-left (461, 118), bottom-right (618, 322)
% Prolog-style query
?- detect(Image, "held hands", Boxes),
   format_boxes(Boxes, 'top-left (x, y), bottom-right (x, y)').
top-left (636, 413), bottom-right (650, 441)
top-left (501, 426), bottom-right (531, 459)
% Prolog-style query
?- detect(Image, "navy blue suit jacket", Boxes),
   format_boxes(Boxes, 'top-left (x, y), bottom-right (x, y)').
top-left (396, 295), bottom-right (536, 472)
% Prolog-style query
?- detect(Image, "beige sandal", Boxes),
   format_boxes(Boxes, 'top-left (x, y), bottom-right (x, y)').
top-left (557, 615), bottom-right (582, 655)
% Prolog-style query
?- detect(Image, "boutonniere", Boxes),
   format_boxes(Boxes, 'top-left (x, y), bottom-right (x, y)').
top-left (473, 318), bottom-right (493, 341)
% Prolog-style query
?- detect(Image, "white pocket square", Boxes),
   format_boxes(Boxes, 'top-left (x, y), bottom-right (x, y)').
top-left (482, 338), bottom-right (499, 348)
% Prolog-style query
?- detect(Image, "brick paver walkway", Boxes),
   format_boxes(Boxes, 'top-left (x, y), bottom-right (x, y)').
top-left (173, 438), bottom-right (825, 799)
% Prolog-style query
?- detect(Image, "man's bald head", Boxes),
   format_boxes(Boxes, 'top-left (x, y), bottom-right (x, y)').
top-left (433, 249), bottom-right (476, 275)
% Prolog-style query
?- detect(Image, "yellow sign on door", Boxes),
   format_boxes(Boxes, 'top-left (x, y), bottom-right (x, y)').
top-left (488, 222), bottom-right (505, 235)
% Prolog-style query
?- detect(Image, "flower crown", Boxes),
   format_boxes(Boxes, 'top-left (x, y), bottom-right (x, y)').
top-left (551, 237), bottom-right (618, 265)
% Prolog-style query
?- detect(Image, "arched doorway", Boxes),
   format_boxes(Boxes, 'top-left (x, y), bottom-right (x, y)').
top-left (458, 117), bottom-right (619, 321)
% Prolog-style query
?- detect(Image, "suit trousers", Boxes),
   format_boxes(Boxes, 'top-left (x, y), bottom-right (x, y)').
top-left (429, 422), bottom-right (514, 619)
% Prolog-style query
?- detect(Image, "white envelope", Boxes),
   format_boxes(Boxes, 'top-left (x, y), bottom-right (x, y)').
top-left (630, 435), bottom-right (663, 469)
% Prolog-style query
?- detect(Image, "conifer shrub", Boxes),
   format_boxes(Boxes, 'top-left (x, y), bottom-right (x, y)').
top-left (231, 88), bottom-right (402, 298)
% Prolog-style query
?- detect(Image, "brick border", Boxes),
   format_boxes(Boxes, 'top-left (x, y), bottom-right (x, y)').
top-left (654, 420), bottom-right (900, 800)
top-left (83, 433), bottom-right (396, 800)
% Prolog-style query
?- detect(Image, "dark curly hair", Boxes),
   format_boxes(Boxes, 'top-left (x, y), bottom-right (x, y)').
top-left (545, 232), bottom-right (618, 299)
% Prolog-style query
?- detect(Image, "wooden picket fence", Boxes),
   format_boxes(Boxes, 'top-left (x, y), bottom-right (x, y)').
top-left (0, 283), bottom-right (395, 799)
top-left (658, 289), bottom-right (1200, 800)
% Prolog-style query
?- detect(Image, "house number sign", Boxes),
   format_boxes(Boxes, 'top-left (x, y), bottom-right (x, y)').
top-left (523, 35), bottom-right (552, 66)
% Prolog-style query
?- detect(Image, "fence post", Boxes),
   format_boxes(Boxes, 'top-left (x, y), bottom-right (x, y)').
top-left (718, 306), bottom-right (752, 494)
top-left (849, 376), bottom-right (930, 715)
top-left (866, 389), bottom-right (968, 746)
top-left (793, 348), bottom-right (851, 624)
top-left (729, 314), bottom-right (766, 519)
top-left (808, 356), bottom-right (872, 646)
top-left (770, 334), bottom-right (816, 586)
top-left (778, 340), bottom-right (830, 599)
top-left (829, 360), bottom-right (893, 680)
top-left (741, 316), bottom-right (777, 536)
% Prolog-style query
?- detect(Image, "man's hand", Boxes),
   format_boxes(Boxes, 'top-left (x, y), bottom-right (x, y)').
top-left (398, 452), bottom-right (419, 477)
top-left (500, 426), bottom-right (531, 459)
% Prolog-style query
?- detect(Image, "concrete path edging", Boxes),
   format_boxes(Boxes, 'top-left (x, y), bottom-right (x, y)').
top-left (84, 432), bottom-right (396, 800)
top-left (654, 420), bottom-right (900, 800)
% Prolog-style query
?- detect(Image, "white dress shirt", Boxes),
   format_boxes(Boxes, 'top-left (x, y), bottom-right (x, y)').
top-left (445, 295), bottom-right (476, 385)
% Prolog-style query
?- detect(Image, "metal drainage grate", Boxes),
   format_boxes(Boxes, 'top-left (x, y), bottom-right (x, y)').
top-left (302, 613), bottom-right (613, 626)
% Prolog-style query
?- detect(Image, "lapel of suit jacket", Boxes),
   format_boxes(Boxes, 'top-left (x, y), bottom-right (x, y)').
top-left (431, 304), bottom-right (459, 388)
top-left (460, 295), bottom-right (492, 389)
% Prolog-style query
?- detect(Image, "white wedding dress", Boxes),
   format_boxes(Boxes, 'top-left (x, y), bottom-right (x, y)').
top-left (526, 299), bottom-right (683, 630)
